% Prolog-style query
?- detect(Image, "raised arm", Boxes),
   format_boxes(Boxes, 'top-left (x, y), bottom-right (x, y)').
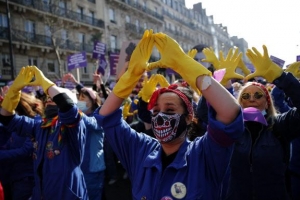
top-left (147, 33), bottom-right (240, 124)
top-left (99, 30), bottom-right (155, 116)
top-left (0, 67), bottom-right (34, 116)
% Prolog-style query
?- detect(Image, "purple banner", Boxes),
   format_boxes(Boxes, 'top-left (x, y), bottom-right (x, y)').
top-left (297, 55), bottom-right (300, 62)
top-left (92, 42), bottom-right (106, 59)
top-left (270, 55), bottom-right (285, 68)
top-left (245, 63), bottom-right (255, 73)
top-left (55, 80), bottom-right (76, 90)
top-left (97, 54), bottom-right (107, 75)
top-left (166, 68), bottom-right (178, 75)
top-left (109, 53), bottom-right (119, 76)
top-left (67, 52), bottom-right (87, 71)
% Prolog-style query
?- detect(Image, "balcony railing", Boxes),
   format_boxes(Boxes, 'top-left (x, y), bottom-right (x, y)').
top-left (125, 23), bottom-right (145, 36)
top-left (162, 9), bottom-right (211, 36)
top-left (0, 27), bottom-right (94, 52)
top-left (114, 0), bottom-right (163, 21)
top-left (9, 0), bottom-right (105, 28)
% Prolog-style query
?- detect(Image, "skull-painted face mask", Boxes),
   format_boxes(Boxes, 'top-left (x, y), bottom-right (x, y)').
top-left (151, 112), bottom-right (187, 143)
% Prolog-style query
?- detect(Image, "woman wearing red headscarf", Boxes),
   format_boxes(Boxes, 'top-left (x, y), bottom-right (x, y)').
top-left (93, 30), bottom-right (244, 199)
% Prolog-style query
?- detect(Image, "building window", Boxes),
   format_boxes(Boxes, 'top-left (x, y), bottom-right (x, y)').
top-left (174, 1), bottom-right (178, 11)
top-left (28, 57), bottom-right (38, 66)
top-left (45, 25), bottom-right (52, 45)
top-left (59, 29), bottom-right (68, 48)
top-left (59, 1), bottom-right (66, 15)
top-left (25, 20), bottom-right (35, 40)
top-left (143, 22), bottom-right (147, 30)
top-left (77, 6), bottom-right (84, 20)
top-left (82, 66), bottom-right (87, 73)
top-left (0, 13), bottom-right (7, 27)
top-left (87, 11), bottom-right (95, 25)
top-left (125, 15), bottom-right (130, 23)
top-left (88, 0), bottom-right (95, 3)
top-left (47, 60), bottom-right (56, 73)
top-left (135, 20), bottom-right (139, 32)
top-left (78, 33), bottom-right (85, 50)
top-left (1, 54), bottom-right (10, 67)
top-left (110, 35), bottom-right (117, 51)
top-left (42, 0), bottom-right (50, 11)
top-left (109, 8), bottom-right (116, 23)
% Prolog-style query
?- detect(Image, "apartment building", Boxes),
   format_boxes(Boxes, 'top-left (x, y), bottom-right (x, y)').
top-left (0, 0), bottom-right (246, 86)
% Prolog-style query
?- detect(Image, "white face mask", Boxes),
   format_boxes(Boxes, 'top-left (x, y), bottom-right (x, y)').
top-left (77, 100), bottom-right (88, 113)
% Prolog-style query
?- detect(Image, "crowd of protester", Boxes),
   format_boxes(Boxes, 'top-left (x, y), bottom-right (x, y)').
top-left (0, 29), bottom-right (300, 200)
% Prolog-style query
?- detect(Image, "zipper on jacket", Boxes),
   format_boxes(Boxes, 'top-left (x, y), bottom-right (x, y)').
top-left (246, 125), bottom-right (264, 172)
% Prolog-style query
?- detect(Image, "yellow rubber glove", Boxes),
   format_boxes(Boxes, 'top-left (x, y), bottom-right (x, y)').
top-left (2, 67), bottom-right (34, 113)
top-left (245, 45), bottom-right (283, 82)
top-left (113, 29), bottom-right (155, 99)
top-left (139, 74), bottom-right (159, 103)
top-left (202, 47), bottom-right (220, 69)
top-left (187, 49), bottom-right (197, 59)
top-left (122, 101), bottom-right (134, 120)
top-left (27, 66), bottom-right (55, 95)
top-left (238, 58), bottom-right (251, 76)
top-left (157, 74), bottom-right (170, 88)
top-left (285, 61), bottom-right (300, 78)
top-left (147, 32), bottom-right (211, 94)
top-left (218, 48), bottom-right (244, 86)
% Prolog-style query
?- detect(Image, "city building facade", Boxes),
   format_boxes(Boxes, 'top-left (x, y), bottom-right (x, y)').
top-left (0, 0), bottom-right (248, 86)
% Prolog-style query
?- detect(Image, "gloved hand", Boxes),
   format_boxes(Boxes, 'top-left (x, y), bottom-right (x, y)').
top-left (138, 74), bottom-right (159, 103)
top-left (187, 49), bottom-right (197, 59)
top-left (245, 45), bottom-right (283, 82)
top-left (157, 74), bottom-right (170, 88)
top-left (27, 66), bottom-right (55, 95)
top-left (238, 58), bottom-right (251, 76)
top-left (122, 101), bottom-right (135, 120)
top-left (218, 48), bottom-right (244, 86)
top-left (202, 47), bottom-right (220, 69)
top-left (147, 32), bottom-right (211, 94)
top-left (113, 29), bottom-right (155, 99)
top-left (1, 67), bottom-right (34, 113)
top-left (285, 61), bottom-right (300, 78)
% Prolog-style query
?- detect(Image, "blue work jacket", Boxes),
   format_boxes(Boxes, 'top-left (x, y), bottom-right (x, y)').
top-left (94, 106), bottom-right (243, 200)
top-left (4, 106), bottom-right (87, 200)
top-left (81, 113), bottom-right (105, 173)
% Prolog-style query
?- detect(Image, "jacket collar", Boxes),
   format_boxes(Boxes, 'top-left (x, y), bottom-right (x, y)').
top-left (143, 139), bottom-right (190, 170)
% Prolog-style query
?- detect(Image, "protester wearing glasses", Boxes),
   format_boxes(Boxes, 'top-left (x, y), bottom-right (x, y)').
top-left (225, 46), bottom-right (300, 200)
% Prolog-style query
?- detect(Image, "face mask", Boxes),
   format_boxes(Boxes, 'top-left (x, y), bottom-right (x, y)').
top-left (261, 109), bottom-right (267, 116)
top-left (151, 112), bottom-right (187, 143)
top-left (44, 105), bottom-right (58, 118)
top-left (243, 107), bottom-right (268, 126)
top-left (77, 100), bottom-right (88, 113)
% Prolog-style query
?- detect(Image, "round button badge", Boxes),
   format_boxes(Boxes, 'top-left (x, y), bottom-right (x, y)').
top-left (170, 182), bottom-right (186, 199)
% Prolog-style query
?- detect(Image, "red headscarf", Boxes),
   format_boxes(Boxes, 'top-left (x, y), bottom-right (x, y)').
top-left (147, 84), bottom-right (193, 115)
top-left (250, 82), bottom-right (271, 106)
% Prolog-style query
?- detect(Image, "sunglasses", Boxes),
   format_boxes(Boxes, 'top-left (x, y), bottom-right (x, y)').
top-left (241, 91), bottom-right (264, 100)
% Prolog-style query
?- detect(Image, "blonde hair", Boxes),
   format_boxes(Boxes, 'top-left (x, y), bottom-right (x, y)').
top-left (237, 82), bottom-right (278, 128)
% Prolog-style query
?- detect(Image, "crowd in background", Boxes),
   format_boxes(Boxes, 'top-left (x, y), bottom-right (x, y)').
top-left (0, 29), bottom-right (300, 200)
